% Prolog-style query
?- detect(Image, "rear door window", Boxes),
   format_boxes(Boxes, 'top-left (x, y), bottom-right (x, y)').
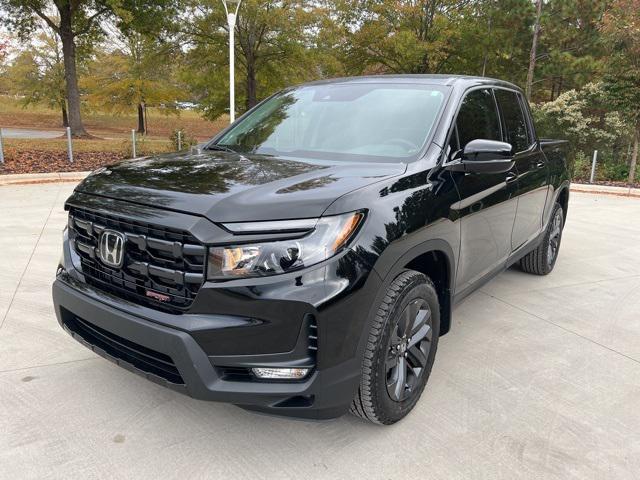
top-left (494, 89), bottom-right (530, 153)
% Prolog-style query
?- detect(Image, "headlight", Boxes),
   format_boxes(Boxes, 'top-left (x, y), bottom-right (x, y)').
top-left (207, 211), bottom-right (364, 279)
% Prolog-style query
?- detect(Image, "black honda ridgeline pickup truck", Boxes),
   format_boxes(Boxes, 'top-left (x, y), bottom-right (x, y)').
top-left (53, 75), bottom-right (570, 424)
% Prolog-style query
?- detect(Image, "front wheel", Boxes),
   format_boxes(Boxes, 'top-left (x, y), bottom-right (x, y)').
top-left (350, 270), bottom-right (440, 425)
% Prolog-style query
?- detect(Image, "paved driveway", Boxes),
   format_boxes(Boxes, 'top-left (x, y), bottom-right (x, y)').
top-left (1, 128), bottom-right (63, 139)
top-left (1, 184), bottom-right (639, 480)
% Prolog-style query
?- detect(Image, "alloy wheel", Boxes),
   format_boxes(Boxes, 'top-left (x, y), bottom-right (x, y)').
top-left (386, 299), bottom-right (433, 402)
top-left (547, 209), bottom-right (563, 267)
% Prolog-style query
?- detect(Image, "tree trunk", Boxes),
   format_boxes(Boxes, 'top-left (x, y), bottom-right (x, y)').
top-left (58, 6), bottom-right (88, 137)
top-left (61, 103), bottom-right (69, 128)
top-left (525, 0), bottom-right (543, 101)
top-left (246, 59), bottom-right (257, 110)
top-left (481, 14), bottom-right (492, 77)
top-left (629, 122), bottom-right (639, 186)
top-left (137, 102), bottom-right (146, 135)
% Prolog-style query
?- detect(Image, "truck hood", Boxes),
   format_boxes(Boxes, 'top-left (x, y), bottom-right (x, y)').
top-left (75, 151), bottom-right (406, 222)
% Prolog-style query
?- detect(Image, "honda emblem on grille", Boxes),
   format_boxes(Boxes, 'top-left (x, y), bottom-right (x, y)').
top-left (98, 230), bottom-right (125, 268)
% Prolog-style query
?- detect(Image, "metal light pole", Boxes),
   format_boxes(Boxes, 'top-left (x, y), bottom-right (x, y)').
top-left (222, 0), bottom-right (242, 124)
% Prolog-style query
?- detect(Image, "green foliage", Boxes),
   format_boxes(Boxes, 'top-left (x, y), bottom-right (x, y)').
top-left (6, 28), bottom-right (67, 121)
top-left (181, 0), bottom-right (322, 119)
top-left (86, 33), bottom-right (182, 116)
top-left (532, 83), bottom-right (632, 151)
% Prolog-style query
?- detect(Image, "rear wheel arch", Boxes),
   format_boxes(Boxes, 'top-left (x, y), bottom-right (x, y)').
top-left (555, 185), bottom-right (569, 220)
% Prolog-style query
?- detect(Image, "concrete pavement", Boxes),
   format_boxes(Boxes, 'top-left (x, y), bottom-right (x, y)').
top-left (0, 184), bottom-right (639, 479)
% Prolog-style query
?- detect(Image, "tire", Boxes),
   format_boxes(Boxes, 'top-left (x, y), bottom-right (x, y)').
top-left (350, 270), bottom-right (440, 425)
top-left (519, 202), bottom-right (565, 275)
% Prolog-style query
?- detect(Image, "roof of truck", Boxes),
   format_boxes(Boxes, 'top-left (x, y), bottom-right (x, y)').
top-left (299, 74), bottom-right (522, 92)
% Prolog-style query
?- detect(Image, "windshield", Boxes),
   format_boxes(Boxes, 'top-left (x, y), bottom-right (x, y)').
top-left (214, 83), bottom-right (448, 162)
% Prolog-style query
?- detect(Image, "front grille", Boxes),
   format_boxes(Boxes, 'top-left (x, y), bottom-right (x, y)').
top-left (63, 313), bottom-right (184, 385)
top-left (68, 207), bottom-right (206, 312)
top-left (307, 314), bottom-right (318, 357)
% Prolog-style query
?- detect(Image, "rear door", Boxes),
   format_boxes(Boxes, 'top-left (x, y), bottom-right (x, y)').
top-left (449, 88), bottom-right (519, 294)
top-left (494, 88), bottom-right (549, 250)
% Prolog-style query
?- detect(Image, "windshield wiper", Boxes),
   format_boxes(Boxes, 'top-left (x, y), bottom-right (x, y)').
top-left (206, 144), bottom-right (240, 154)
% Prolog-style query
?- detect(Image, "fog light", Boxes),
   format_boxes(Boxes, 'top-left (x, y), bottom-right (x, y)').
top-left (252, 367), bottom-right (310, 380)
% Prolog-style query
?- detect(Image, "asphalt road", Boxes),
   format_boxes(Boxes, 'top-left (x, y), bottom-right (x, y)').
top-left (1, 183), bottom-right (639, 479)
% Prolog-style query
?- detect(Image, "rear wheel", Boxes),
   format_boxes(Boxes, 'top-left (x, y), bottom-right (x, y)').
top-left (519, 202), bottom-right (564, 275)
top-left (350, 270), bottom-right (440, 425)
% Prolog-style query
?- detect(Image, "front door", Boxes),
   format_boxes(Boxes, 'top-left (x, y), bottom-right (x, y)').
top-left (449, 88), bottom-right (519, 294)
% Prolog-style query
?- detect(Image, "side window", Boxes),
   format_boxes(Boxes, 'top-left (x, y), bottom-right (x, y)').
top-left (456, 89), bottom-right (501, 149)
top-left (495, 89), bottom-right (529, 153)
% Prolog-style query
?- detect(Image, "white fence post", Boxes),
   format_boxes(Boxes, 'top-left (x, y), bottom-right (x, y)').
top-left (0, 128), bottom-right (4, 164)
top-left (178, 131), bottom-right (182, 151)
top-left (66, 127), bottom-right (73, 163)
top-left (131, 129), bottom-right (137, 158)
top-left (589, 150), bottom-right (598, 184)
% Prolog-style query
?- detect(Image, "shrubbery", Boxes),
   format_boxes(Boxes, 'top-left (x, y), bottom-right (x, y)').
top-left (531, 83), bottom-right (636, 184)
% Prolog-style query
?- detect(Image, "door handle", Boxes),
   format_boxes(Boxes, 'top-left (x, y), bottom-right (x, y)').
top-left (506, 172), bottom-right (518, 183)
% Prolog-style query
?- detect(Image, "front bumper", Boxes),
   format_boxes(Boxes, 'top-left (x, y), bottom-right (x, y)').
top-left (54, 226), bottom-right (382, 419)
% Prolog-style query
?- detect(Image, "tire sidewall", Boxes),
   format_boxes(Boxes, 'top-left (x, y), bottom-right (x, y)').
top-left (544, 204), bottom-right (565, 271)
top-left (370, 274), bottom-right (440, 423)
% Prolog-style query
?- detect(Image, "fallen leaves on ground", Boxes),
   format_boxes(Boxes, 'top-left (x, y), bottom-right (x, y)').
top-left (0, 149), bottom-right (126, 174)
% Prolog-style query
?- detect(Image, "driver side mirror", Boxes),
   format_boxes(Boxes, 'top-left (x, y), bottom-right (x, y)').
top-left (446, 139), bottom-right (514, 174)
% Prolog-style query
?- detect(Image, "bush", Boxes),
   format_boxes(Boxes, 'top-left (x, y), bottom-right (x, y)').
top-left (170, 128), bottom-right (198, 151)
top-left (572, 151), bottom-right (591, 182)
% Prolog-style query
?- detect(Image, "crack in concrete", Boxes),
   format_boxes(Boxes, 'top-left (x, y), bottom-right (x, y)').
top-left (484, 291), bottom-right (640, 366)
top-left (0, 183), bottom-right (63, 331)
top-left (0, 357), bottom-right (98, 375)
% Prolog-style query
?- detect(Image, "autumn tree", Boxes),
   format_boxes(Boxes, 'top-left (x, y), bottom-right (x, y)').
top-left (601, 0), bottom-right (640, 184)
top-left (0, 36), bottom-right (10, 94)
top-left (0, 0), bottom-right (117, 136)
top-left (182, 0), bottom-right (320, 118)
top-left (0, 0), bottom-right (177, 137)
top-left (8, 30), bottom-right (68, 126)
top-left (87, 29), bottom-right (182, 134)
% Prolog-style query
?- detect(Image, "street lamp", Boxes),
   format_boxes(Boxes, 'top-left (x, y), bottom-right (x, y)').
top-left (222, 0), bottom-right (241, 123)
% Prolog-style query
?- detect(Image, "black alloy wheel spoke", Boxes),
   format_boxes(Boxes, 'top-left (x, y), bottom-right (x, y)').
top-left (386, 299), bottom-right (433, 403)
top-left (407, 344), bottom-right (428, 369)
top-left (388, 356), bottom-right (407, 401)
top-left (548, 210), bottom-right (563, 265)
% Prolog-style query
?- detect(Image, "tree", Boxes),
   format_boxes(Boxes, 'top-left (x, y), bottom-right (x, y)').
top-left (451, 0), bottom-right (534, 83)
top-left (534, 0), bottom-right (607, 102)
top-left (525, 0), bottom-right (543, 100)
top-left (182, 0), bottom-right (323, 118)
top-left (0, 1), bottom-right (116, 136)
top-left (335, 0), bottom-right (471, 75)
top-left (0, 0), bottom-right (175, 137)
top-left (7, 30), bottom-right (69, 126)
top-left (87, 30), bottom-right (182, 134)
top-left (0, 36), bottom-right (10, 94)
top-left (601, 0), bottom-right (640, 184)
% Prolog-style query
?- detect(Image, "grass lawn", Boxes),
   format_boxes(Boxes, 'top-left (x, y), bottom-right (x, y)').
top-left (0, 96), bottom-right (230, 174)
top-left (0, 95), bottom-right (227, 141)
